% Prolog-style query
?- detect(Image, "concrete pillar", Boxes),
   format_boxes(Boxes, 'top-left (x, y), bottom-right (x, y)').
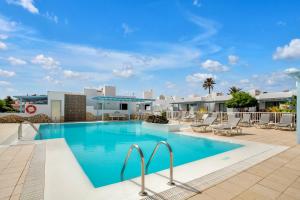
top-left (286, 68), bottom-right (300, 144)
top-left (297, 81), bottom-right (300, 144)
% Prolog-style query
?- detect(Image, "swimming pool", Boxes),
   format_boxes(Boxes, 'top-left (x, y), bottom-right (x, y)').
top-left (38, 121), bottom-right (243, 188)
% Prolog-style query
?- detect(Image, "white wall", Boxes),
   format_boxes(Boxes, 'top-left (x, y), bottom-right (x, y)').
top-left (84, 88), bottom-right (103, 97)
top-left (48, 91), bottom-right (66, 116)
top-left (103, 86), bottom-right (116, 96)
top-left (0, 104), bottom-right (50, 117)
top-left (33, 104), bottom-right (50, 116)
top-left (143, 89), bottom-right (153, 99)
top-left (87, 106), bottom-right (133, 116)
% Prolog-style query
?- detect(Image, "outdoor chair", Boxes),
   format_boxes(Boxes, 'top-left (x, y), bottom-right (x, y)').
top-left (239, 113), bottom-right (252, 127)
top-left (256, 114), bottom-right (271, 128)
top-left (211, 117), bottom-right (242, 136)
top-left (183, 112), bottom-right (196, 121)
top-left (275, 114), bottom-right (295, 131)
top-left (191, 116), bottom-right (217, 132)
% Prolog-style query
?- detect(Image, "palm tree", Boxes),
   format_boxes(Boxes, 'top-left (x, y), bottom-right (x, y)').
top-left (202, 78), bottom-right (216, 94)
top-left (228, 86), bottom-right (242, 95)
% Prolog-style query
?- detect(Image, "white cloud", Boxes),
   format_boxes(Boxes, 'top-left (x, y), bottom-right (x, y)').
top-left (187, 14), bottom-right (220, 43)
top-left (240, 79), bottom-right (250, 84)
top-left (0, 34), bottom-right (8, 40)
top-left (220, 81), bottom-right (229, 86)
top-left (44, 12), bottom-right (58, 23)
top-left (201, 59), bottom-right (229, 72)
top-left (193, 0), bottom-right (201, 7)
top-left (228, 55), bottom-right (239, 65)
top-left (186, 73), bottom-right (216, 83)
top-left (165, 81), bottom-right (176, 89)
top-left (252, 74), bottom-right (259, 79)
top-left (31, 54), bottom-right (60, 70)
top-left (0, 16), bottom-right (17, 32)
top-left (6, 0), bottom-right (39, 14)
top-left (122, 23), bottom-right (134, 36)
top-left (0, 81), bottom-right (11, 86)
top-left (44, 75), bottom-right (60, 84)
top-left (0, 69), bottom-right (16, 77)
top-left (266, 72), bottom-right (290, 86)
top-left (63, 70), bottom-right (81, 78)
top-left (0, 41), bottom-right (7, 50)
top-left (113, 66), bottom-right (134, 78)
top-left (273, 39), bottom-right (300, 60)
top-left (60, 43), bottom-right (200, 73)
top-left (8, 56), bottom-right (27, 65)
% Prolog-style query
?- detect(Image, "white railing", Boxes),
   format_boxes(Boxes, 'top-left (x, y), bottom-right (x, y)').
top-left (166, 111), bottom-right (296, 126)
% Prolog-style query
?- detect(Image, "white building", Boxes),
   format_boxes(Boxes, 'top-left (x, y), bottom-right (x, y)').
top-left (171, 90), bottom-right (296, 112)
top-left (143, 89), bottom-right (154, 99)
top-left (15, 86), bottom-right (154, 122)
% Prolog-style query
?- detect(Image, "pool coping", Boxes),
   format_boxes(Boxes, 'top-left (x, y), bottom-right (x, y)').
top-left (19, 123), bottom-right (289, 200)
top-left (20, 143), bottom-right (46, 200)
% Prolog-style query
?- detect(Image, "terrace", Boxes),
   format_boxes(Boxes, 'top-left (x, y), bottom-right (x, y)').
top-left (0, 118), bottom-right (298, 200)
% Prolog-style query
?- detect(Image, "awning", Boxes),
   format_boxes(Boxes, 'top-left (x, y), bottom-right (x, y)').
top-left (92, 96), bottom-right (154, 102)
top-left (13, 95), bottom-right (48, 102)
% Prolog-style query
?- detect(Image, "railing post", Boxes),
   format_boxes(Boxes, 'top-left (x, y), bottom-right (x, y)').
top-left (146, 141), bottom-right (175, 186)
top-left (220, 112), bottom-right (223, 124)
top-left (18, 123), bottom-right (22, 139)
top-left (121, 144), bottom-right (147, 196)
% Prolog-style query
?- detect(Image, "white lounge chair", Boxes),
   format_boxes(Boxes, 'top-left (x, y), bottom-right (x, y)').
top-left (239, 113), bottom-right (252, 127)
top-left (275, 114), bottom-right (295, 131)
top-left (212, 117), bottom-right (242, 136)
top-left (256, 114), bottom-right (271, 128)
top-left (191, 116), bottom-right (217, 132)
top-left (183, 112), bottom-right (195, 121)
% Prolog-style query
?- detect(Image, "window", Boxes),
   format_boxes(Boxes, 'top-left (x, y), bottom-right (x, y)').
top-left (120, 103), bottom-right (128, 110)
top-left (144, 104), bottom-right (151, 111)
top-left (94, 103), bottom-right (102, 110)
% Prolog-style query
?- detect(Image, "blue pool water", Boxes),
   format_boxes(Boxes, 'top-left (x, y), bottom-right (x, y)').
top-left (37, 121), bottom-right (243, 188)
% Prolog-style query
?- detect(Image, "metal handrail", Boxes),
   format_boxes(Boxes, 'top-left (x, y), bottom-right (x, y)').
top-left (18, 121), bottom-right (42, 140)
top-left (146, 141), bottom-right (175, 185)
top-left (120, 144), bottom-right (147, 196)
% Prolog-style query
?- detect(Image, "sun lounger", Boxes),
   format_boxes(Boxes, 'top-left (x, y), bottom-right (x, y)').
top-left (191, 116), bottom-right (217, 132)
top-left (255, 114), bottom-right (270, 128)
top-left (183, 112), bottom-right (196, 121)
top-left (200, 113), bottom-right (208, 121)
top-left (275, 114), bottom-right (295, 131)
top-left (239, 113), bottom-right (252, 127)
top-left (212, 117), bottom-right (242, 136)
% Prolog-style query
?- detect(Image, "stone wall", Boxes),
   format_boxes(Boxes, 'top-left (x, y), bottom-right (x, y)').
top-left (0, 114), bottom-right (52, 123)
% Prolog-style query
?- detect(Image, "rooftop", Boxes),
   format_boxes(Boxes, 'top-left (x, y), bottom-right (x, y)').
top-left (92, 95), bottom-right (155, 102)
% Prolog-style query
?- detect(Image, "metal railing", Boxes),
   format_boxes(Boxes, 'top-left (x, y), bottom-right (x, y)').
top-left (167, 111), bottom-right (296, 126)
top-left (18, 120), bottom-right (42, 140)
top-left (120, 144), bottom-right (147, 196)
top-left (146, 141), bottom-right (175, 185)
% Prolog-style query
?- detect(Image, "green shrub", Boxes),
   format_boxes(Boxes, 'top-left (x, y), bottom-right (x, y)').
top-left (226, 92), bottom-right (257, 108)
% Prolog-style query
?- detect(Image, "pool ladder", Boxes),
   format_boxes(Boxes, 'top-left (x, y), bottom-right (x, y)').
top-left (18, 120), bottom-right (42, 140)
top-left (120, 141), bottom-right (174, 196)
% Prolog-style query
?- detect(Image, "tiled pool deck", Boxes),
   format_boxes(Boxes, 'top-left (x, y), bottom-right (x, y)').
top-left (187, 127), bottom-right (300, 200)
top-left (0, 125), bottom-right (299, 200)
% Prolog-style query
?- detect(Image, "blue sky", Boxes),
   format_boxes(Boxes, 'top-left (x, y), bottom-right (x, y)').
top-left (0, 0), bottom-right (299, 98)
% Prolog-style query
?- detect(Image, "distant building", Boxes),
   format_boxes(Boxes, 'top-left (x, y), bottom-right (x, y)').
top-left (143, 89), bottom-right (153, 99)
top-left (13, 86), bottom-right (154, 122)
top-left (171, 90), bottom-right (296, 112)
